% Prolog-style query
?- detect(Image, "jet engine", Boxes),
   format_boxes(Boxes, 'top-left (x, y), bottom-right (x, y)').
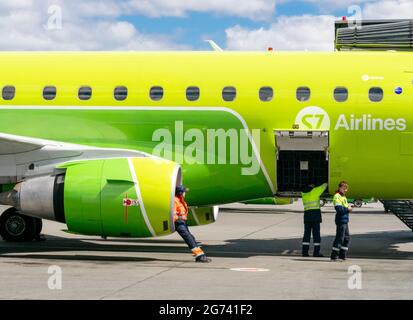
top-left (0, 157), bottom-right (182, 238)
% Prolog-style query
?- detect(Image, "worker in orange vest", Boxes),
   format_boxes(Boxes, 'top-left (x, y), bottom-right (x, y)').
top-left (174, 185), bottom-right (211, 263)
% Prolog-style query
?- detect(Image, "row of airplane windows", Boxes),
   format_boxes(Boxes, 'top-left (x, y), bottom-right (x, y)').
top-left (0, 85), bottom-right (386, 103)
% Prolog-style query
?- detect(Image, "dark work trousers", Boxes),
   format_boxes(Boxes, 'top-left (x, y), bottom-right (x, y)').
top-left (302, 222), bottom-right (321, 254)
top-left (175, 220), bottom-right (198, 250)
top-left (331, 223), bottom-right (350, 258)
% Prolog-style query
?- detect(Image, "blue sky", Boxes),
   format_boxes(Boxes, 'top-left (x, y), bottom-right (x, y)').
top-left (122, 2), bottom-right (324, 49)
top-left (121, 13), bottom-right (261, 50)
top-left (0, 0), bottom-right (411, 51)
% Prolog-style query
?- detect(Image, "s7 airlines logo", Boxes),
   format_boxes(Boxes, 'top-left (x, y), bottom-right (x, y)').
top-left (296, 107), bottom-right (407, 131)
top-left (295, 107), bottom-right (330, 130)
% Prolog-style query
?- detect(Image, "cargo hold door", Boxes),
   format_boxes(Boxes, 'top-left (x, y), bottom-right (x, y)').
top-left (275, 131), bottom-right (329, 197)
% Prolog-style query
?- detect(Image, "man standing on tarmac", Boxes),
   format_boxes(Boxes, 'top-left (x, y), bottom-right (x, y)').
top-left (174, 185), bottom-right (211, 263)
top-left (301, 182), bottom-right (328, 257)
top-left (330, 181), bottom-right (353, 261)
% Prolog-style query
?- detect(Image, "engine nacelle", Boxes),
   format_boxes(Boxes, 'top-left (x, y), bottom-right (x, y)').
top-left (186, 206), bottom-right (219, 227)
top-left (0, 157), bottom-right (182, 238)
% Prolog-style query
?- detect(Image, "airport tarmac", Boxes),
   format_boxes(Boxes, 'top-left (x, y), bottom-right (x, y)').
top-left (0, 201), bottom-right (412, 300)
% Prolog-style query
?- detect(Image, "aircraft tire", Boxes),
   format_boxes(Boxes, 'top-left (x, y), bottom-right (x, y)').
top-left (354, 199), bottom-right (363, 208)
top-left (0, 208), bottom-right (37, 242)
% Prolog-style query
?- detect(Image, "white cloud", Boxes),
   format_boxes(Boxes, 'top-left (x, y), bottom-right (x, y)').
top-left (0, 0), bottom-right (189, 50)
top-left (41, 0), bottom-right (277, 21)
top-left (362, 0), bottom-right (413, 19)
top-left (0, 0), bottom-right (277, 51)
top-left (225, 0), bottom-right (413, 51)
top-left (226, 15), bottom-right (335, 51)
top-left (278, 0), bottom-right (413, 18)
top-left (126, 0), bottom-right (276, 21)
top-left (0, 0), bottom-right (411, 51)
top-left (278, 0), bottom-right (371, 12)
top-left (0, 0), bottom-right (34, 10)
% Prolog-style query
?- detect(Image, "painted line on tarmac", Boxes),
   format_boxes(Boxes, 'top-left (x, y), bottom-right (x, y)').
top-left (230, 268), bottom-right (270, 272)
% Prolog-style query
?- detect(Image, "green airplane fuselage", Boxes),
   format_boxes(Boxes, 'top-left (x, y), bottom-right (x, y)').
top-left (0, 51), bottom-right (412, 206)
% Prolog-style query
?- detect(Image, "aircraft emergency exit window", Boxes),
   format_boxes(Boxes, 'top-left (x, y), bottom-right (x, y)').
top-left (43, 86), bottom-right (56, 100)
top-left (150, 86), bottom-right (164, 101)
top-left (334, 87), bottom-right (348, 102)
top-left (259, 87), bottom-right (273, 102)
top-left (78, 86), bottom-right (92, 100)
top-left (114, 86), bottom-right (128, 101)
top-left (296, 87), bottom-right (311, 102)
top-left (369, 87), bottom-right (384, 102)
top-left (186, 86), bottom-right (200, 101)
top-left (222, 86), bottom-right (236, 102)
top-left (2, 86), bottom-right (15, 100)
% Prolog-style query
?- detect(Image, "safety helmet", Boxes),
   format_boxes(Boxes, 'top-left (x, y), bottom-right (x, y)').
top-left (175, 185), bottom-right (189, 196)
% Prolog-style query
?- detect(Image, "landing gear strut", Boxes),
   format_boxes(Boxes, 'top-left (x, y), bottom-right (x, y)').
top-left (0, 208), bottom-right (43, 242)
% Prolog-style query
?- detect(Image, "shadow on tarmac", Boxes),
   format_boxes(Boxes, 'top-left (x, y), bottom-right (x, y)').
top-left (223, 206), bottom-right (391, 215)
top-left (0, 230), bottom-right (412, 263)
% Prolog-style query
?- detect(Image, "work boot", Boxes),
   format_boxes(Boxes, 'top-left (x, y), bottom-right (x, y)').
top-left (313, 246), bottom-right (323, 257)
top-left (302, 245), bottom-right (310, 257)
top-left (330, 251), bottom-right (339, 261)
top-left (195, 255), bottom-right (211, 263)
top-left (339, 250), bottom-right (347, 261)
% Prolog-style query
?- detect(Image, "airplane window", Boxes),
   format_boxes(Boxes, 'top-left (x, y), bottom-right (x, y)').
top-left (2, 86), bottom-right (15, 100)
top-left (150, 86), bottom-right (164, 101)
top-left (186, 86), bottom-right (200, 101)
top-left (222, 86), bottom-right (236, 102)
top-left (43, 86), bottom-right (56, 100)
top-left (78, 86), bottom-right (92, 100)
top-left (114, 86), bottom-right (128, 101)
top-left (296, 87), bottom-right (311, 102)
top-left (259, 87), bottom-right (273, 102)
top-left (334, 87), bottom-right (348, 102)
top-left (369, 87), bottom-right (383, 102)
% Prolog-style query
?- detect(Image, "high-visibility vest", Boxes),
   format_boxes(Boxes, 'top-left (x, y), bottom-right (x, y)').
top-left (174, 196), bottom-right (188, 221)
top-left (333, 192), bottom-right (349, 208)
top-left (301, 183), bottom-right (328, 211)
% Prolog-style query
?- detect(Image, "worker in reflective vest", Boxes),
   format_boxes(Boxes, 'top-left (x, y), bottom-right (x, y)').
top-left (174, 185), bottom-right (211, 263)
top-left (330, 181), bottom-right (352, 261)
top-left (301, 182), bottom-right (328, 257)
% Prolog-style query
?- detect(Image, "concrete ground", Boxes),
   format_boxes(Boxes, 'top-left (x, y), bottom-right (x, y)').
top-left (0, 201), bottom-right (412, 300)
